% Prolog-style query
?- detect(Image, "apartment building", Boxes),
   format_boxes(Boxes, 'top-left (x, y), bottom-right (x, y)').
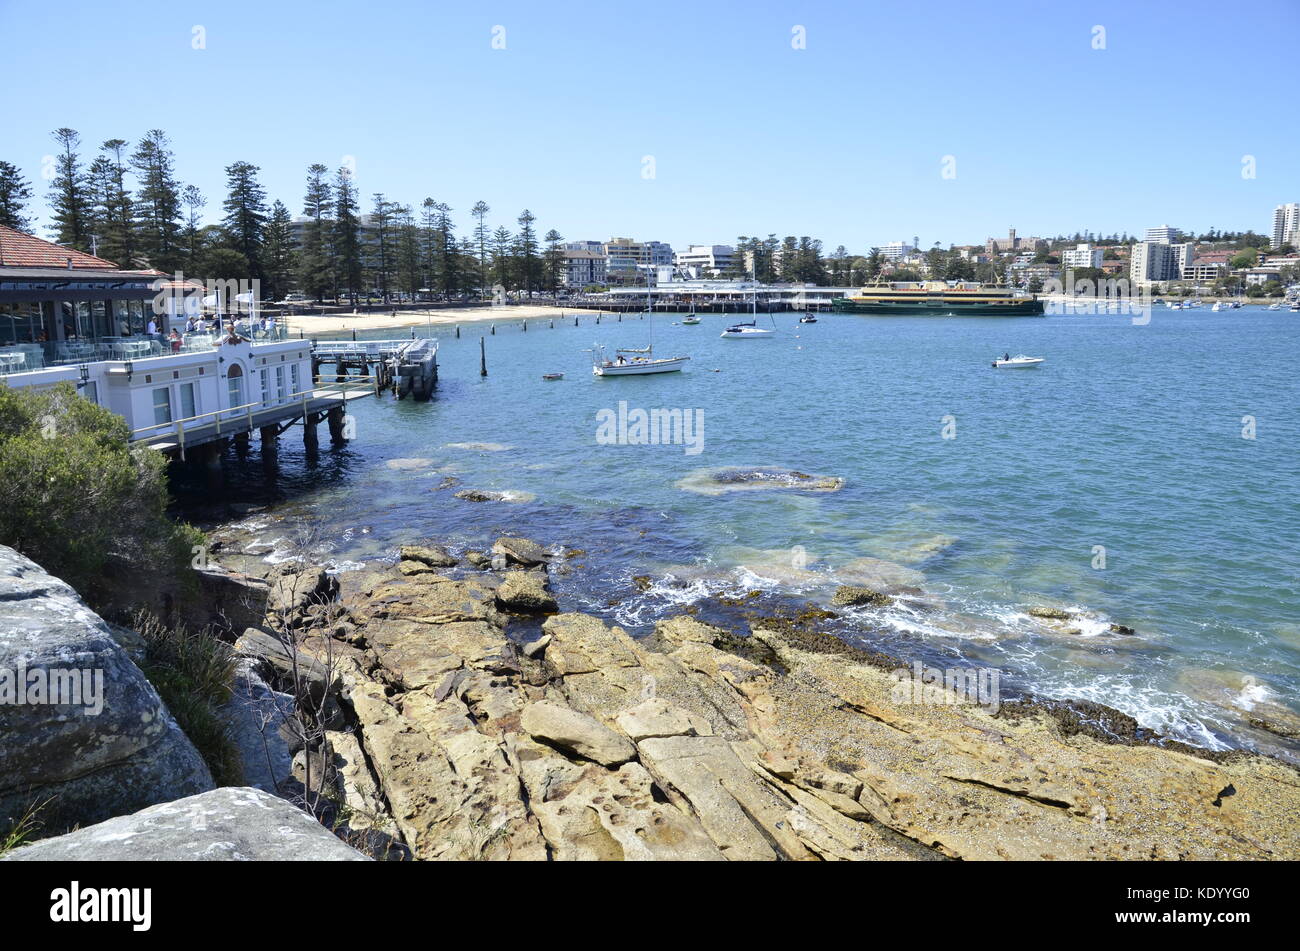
top-left (1271, 203), bottom-right (1299, 249)
top-left (1061, 243), bottom-right (1103, 269)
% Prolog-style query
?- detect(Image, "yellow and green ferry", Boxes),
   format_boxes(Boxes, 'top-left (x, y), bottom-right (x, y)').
top-left (832, 281), bottom-right (1045, 316)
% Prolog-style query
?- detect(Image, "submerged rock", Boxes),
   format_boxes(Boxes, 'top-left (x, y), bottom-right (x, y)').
top-left (453, 489), bottom-right (536, 503)
top-left (386, 457), bottom-right (435, 470)
top-left (444, 442), bottom-right (513, 452)
top-left (676, 466), bottom-right (845, 496)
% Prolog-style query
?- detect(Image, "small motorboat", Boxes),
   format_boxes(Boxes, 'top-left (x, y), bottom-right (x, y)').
top-left (1267, 302), bottom-right (1282, 311)
top-left (682, 315), bottom-right (701, 325)
top-left (542, 372), bottom-right (564, 381)
top-left (799, 312), bottom-right (818, 323)
top-left (992, 354), bottom-right (1045, 369)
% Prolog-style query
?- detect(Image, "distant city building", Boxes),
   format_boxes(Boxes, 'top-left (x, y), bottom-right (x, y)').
top-left (560, 248), bottom-right (608, 287)
top-left (878, 241), bottom-right (916, 261)
top-left (603, 238), bottom-right (673, 281)
top-left (1131, 240), bottom-right (1194, 284)
top-left (1182, 260), bottom-right (1224, 283)
top-left (1242, 267), bottom-right (1283, 286)
top-left (1143, 225), bottom-right (1182, 245)
top-left (674, 245), bottom-right (735, 278)
top-left (985, 228), bottom-right (1045, 254)
top-left (1271, 203), bottom-right (1300, 249)
top-left (954, 245), bottom-right (989, 262)
top-left (1061, 243), bottom-right (1104, 269)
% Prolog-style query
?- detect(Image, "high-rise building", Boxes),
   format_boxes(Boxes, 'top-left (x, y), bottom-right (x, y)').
top-left (1131, 241), bottom-right (1194, 284)
top-left (1271, 203), bottom-right (1299, 249)
top-left (1143, 225), bottom-right (1182, 245)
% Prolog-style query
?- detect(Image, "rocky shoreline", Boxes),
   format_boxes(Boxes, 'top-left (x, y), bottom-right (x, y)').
top-left (7, 534), bottom-right (1298, 861)
top-left (211, 536), bottom-right (1300, 859)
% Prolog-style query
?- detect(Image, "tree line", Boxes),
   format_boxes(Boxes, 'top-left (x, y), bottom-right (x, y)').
top-left (0, 129), bottom-right (573, 303)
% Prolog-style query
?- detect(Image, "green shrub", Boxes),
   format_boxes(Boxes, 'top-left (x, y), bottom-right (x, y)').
top-left (134, 611), bottom-right (244, 787)
top-left (0, 382), bottom-right (203, 613)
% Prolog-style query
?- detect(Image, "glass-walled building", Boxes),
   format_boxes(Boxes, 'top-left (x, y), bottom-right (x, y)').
top-left (0, 225), bottom-right (166, 372)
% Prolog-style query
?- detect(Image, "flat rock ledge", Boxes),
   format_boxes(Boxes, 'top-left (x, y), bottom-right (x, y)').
top-left (286, 556), bottom-right (1300, 861)
top-left (2, 788), bottom-right (369, 861)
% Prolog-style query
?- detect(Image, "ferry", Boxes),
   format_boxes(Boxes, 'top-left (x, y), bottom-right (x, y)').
top-left (832, 281), bottom-right (1044, 316)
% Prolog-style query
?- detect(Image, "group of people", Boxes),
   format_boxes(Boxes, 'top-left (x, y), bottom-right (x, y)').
top-left (181, 314), bottom-right (277, 337)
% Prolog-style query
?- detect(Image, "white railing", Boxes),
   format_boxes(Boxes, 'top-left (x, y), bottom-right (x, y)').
top-left (129, 377), bottom-right (374, 449)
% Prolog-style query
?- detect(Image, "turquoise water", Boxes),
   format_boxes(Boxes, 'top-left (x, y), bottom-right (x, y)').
top-left (183, 307), bottom-right (1300, 754)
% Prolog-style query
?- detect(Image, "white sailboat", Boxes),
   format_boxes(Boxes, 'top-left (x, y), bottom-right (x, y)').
top-left (721, 276), bottom-right (775, 338)
top-left (592, 266), bottom-right (689, 376)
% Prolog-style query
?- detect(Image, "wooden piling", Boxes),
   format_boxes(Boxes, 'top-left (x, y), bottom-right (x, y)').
top-left (480, 337), bottom-right (487, 377)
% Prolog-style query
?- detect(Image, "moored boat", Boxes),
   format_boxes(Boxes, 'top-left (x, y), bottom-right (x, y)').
top-left (833, 280), bottom-right (1044, 316)
top-left (720, 322), bottom-right (774, 338)
top-left (592, 349), bottom-right (689, 375)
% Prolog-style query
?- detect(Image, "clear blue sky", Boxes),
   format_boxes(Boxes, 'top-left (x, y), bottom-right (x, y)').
top-left (2, 0), bottom-right (1296, 251)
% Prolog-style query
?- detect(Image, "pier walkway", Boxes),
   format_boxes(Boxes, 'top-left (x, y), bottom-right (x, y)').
top-left (130, 378), bottom-right (375, 457)
top-left (311, 337), bottom-right (438, 400)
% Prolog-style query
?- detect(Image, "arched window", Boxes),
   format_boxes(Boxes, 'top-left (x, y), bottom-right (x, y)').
top-left (226, 363), bottom-right (245, 410)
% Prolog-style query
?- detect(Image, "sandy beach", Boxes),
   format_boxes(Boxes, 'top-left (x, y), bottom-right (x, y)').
top-left (282, 304), bottom-right (585, 336)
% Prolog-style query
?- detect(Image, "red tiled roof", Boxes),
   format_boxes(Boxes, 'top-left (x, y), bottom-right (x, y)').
top-left (0, 224), bottom-right (119, 270)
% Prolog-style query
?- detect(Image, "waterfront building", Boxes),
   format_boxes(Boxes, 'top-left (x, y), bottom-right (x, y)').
top-left (559, 248), bottom-right (608, 288)
top-left (0, 224), bottom-right (342, 453)
top-left (1061, 243), bottom-right (1104, 269)
top-left (1130, 240), bottom-right (1194, 284)
top-left (1271, 203), bottom-right (1300, 249)
top-left (0, 225), bottom-right (171, 368)
top-left (603, 238), bottom-right (674, 282)
top-left (674, 245), bottom-right (735, 279)
top-left (1182, 260), bottom-right (1225, 283)
top-left (1242, 267), bottom-right (1283, 286)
